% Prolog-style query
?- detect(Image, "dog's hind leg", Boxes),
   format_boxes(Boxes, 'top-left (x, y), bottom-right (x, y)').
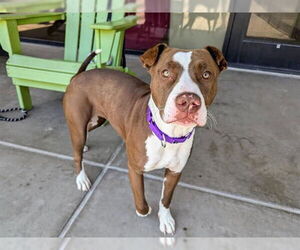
top-left (83, 116), bottom-right (106, 153)
top-left (83, 134), bottom-right (89, 153)
top-left (71, 124), bottom-right (91, 191)
top-left (64, 106), bottom-right (92, 191)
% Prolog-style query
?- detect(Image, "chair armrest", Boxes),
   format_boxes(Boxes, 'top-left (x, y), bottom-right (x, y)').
top-left (0, 12), bottom-right (65, 25)
top-left (0, 12), bottom-right (64, 55)
top-left (91, 15), bottom-right (138, 31)
top-left (0, 0), bottom-right (64, 12)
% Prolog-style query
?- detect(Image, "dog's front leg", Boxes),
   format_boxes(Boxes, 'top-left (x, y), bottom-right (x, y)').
top-left (128, 163), bottom-right (152, 217)
top-left (158, 168), bottom-right (181, 235)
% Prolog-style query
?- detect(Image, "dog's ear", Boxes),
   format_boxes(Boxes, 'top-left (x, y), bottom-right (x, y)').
top-left (205, 46), bottom-right (228, 72)
top-left (140, 43), bottom-right (168, 69)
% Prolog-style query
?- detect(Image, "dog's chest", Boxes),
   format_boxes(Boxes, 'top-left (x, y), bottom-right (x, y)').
top-left (143, 135), bottom-right (194, 173)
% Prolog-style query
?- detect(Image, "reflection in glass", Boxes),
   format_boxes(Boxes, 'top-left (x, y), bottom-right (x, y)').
top-left (246, 13), bottom-right (300, 42)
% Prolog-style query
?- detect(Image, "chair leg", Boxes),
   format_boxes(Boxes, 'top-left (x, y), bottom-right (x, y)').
top-left (15, 85), bottom-right (32, 110)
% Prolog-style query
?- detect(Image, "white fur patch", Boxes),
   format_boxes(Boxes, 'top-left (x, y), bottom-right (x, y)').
top-left (158, 201), bottom-right (175, 234)
top-left (83, 145), bottom-right (89, 153)
top-left (76, 165), bottom-right (91, 191)
top-left (159, 237), bottom-right (176, 247)
top-left (144, 97), bottom-right (194, 173)
top-left (144, 134), bottom-right (193, 173)
top-left (136, 206), bottom-right (152, 217)
top-left (83, 132), bottom-right (89, 153)
top-left (163, 51), bottom-right (207, 126)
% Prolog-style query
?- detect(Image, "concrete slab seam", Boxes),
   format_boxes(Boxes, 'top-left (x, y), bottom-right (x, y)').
top-left (57, 142), bottom-right (124, 239)
top-left (1, 140), bottom-right (300, 218)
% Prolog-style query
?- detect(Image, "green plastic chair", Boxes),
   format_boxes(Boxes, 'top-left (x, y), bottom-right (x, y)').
top-left (0, 0), bottom-right (64, 13)
top-left (0, 0), bottom-right (137, 110)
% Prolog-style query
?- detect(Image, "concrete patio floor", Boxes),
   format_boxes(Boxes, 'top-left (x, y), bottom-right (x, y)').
top-left (0, 43), bottom-right (300, 237)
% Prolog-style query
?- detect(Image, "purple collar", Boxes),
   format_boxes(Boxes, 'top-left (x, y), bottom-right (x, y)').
top-left (146, 106), bottom-right (194, 147)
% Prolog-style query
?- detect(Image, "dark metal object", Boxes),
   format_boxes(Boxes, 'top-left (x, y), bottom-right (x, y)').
top-left (0, 107), bottom-right (28, 122)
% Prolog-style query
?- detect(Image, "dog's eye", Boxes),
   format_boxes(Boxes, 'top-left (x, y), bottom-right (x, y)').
top-left (162, 69), bottom-right (170, 78)
top-left (202, 71), bottom-right (211, 79)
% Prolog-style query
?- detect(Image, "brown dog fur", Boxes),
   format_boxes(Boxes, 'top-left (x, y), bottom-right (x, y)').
top-left (63, 44), bottom-right (227, 217)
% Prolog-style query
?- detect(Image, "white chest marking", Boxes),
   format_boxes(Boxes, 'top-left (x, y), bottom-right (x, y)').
top-left (144, 131), bottom-right (194, 173)
top-left (144, 97), bottom-right (195, 173)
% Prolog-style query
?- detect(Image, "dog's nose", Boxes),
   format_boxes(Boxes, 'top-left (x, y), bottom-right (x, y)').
top-left (175, 92), bottom-right (201, 113)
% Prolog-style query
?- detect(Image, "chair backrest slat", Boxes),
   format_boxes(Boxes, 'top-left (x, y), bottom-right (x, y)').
top-left (111, 0), bottom-right (126, 21)
top-left (77, 0), bottom-right (96, 62)
top-left (64, 0), bottom-right (81, 61)
top-left (95, 0), bottom-right (109, 23)
top-left (93, 0), bottom-right (110, 52)
top-left (64, 0), bottom-right (127, 63)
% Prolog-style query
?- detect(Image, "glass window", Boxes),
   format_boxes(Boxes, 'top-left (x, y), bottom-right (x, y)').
top-left (246, 13), bottom-right (300, 42)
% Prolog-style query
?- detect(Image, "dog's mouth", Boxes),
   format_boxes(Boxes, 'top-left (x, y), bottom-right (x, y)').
top-left (163, 111), bottom-right (207, 127)
top-left (169, 117), bottom-right (197, 126)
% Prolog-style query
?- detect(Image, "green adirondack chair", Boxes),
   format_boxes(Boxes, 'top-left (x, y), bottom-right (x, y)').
top-left (0, 0), bottom-right (64, 13)
top-left (0, 0), bottom-right (137, 110)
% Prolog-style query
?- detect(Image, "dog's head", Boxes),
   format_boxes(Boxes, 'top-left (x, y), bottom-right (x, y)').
top-left (140, 43), bottom-right (227, 127)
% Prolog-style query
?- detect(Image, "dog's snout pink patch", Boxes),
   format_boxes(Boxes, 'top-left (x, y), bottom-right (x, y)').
top-left (175, 92), bottom-right (201, 114)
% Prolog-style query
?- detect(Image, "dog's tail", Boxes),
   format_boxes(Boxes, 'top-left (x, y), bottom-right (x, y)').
top-left (76, 49), bottom-right (102, 75)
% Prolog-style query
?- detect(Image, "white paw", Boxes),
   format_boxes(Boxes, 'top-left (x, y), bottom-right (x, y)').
top-left (83, 145), bottom-right (89, 153)
top-left (158, 202), bottom-right (175, 235)
top-left (136, 206), bottom-right (152, 217)
top-left (159, 237), bottom-right (176, 247)
top-left (76, 168), bottom-right (91, 191)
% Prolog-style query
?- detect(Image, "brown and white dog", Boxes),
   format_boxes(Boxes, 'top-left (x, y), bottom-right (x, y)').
top-left (63, 43), bottom-right (227, 234)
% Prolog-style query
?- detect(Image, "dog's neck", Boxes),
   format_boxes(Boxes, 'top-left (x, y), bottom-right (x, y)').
top-left (148, 96), bottom-right (196, 138)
